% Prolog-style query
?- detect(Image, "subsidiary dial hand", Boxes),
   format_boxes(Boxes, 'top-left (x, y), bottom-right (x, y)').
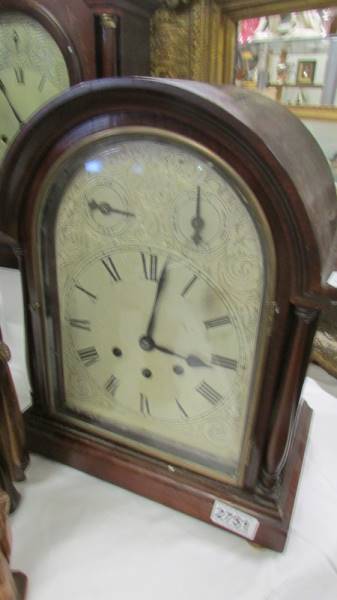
top-left (88, 199), bottom-right (135, 218)
top-left (145, 261), bottom-right (168, 340)
top-left (0, 79), bottom-right (24, 127)
top-left (152, 341), bottom-right (211, 368)
top-left (191, 185), bottom-right (205, 246)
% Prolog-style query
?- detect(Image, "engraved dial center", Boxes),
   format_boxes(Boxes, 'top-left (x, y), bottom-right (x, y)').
top-left (66, 250), bottom-right (240, 423)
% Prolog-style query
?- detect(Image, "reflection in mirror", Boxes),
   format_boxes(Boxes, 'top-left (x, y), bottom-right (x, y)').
top-left (235, 8), bottom-right (337, 107)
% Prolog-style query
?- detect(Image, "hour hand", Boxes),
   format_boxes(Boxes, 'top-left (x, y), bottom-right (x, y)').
top-left (88, 199), bottom-right (135, 217)
top-left (152, 342), bottom-right (211, 368)
top-left (186, 354), bottom-right (211, 368)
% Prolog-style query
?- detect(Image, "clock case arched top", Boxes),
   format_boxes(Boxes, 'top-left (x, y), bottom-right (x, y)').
top-left (1, 77), bottom-right (336, 551)
top-left (1, 77), bottom-right (336, 304)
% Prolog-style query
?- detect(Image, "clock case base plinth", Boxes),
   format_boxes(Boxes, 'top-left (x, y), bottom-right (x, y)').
top-left (24, 400), bottom-right (312, 552)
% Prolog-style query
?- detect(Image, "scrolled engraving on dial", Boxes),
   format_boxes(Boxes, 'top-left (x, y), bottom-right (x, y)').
top-left (44, 132), bottom-right (271, 484)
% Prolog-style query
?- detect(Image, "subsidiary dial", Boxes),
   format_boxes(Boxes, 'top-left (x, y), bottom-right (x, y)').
top-left (84, 178), bottom-right (135, 235)
top-left (172, 185), bottom-right (227, 254)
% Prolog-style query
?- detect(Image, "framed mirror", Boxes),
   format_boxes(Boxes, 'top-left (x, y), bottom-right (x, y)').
top-left (219, 1), bottom-right (337, 187)
top-left (235, 11), bottom-right (337, 113)
top-left (217, 1), bottom-right (337, 118)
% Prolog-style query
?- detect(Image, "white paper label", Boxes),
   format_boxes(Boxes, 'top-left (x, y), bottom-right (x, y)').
top-left (327, 271), bottom-right (337, 288)
top-left (210, 500), bottom-right (259, 540)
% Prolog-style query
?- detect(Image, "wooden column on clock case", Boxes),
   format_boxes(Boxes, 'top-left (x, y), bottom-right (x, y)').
top-left (261, 306), bottom-right (319, 490)
top-left (85, 0), bottom-right (160, 77)
top-left (95, 12), bottom-right (119, 77)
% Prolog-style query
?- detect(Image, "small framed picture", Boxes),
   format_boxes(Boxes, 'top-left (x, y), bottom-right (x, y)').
top-left (296, 60), bottom-right (316, 85)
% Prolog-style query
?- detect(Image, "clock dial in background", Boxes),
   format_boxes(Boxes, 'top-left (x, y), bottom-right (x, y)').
top-left (39, 132), bottom-right (273, 484)
top-left (0, 12), bottom-right (69, 162)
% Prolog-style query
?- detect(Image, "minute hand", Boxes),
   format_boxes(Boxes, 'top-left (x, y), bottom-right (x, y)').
top-left (145, 262), bottom-right (168, 340)
top-left (152, 341), bottom-right (211, 368)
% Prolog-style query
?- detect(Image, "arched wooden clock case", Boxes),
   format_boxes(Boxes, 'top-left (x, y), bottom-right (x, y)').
top-left (1, 78), bottom-right (337, 552)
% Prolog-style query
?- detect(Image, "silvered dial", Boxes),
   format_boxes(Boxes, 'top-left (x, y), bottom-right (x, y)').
top-left (39, 131), bottom-right (273, 484)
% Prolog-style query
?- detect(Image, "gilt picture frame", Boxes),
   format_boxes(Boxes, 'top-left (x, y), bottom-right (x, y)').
top-left (297, 60), bottom-right (316, 85)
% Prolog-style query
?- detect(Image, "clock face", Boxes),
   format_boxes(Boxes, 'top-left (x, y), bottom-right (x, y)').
top-left (0, 11), bottom-right (70, 163)
top-left (37, 130), bottom-right (275, 484)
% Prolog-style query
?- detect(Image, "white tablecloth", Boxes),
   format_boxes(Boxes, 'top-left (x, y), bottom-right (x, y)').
top-left (1, 268), bottom-right (337, 600)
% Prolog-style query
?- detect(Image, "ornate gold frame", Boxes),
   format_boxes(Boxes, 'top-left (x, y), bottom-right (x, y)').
top-left (152, 0), bottom-right (337, 120)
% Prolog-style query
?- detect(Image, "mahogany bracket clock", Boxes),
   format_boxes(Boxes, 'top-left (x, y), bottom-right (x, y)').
top-left (1, 78), bottom-right (337, 552)
top-left (0, 0), bottom-right (158, 266)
